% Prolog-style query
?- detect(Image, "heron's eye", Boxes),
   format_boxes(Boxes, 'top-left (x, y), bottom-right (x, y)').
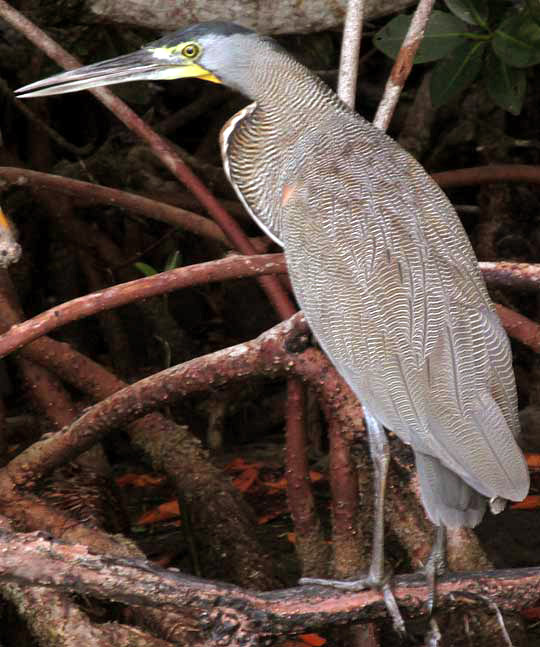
top-left (182, 43), bottom-right (200, 59)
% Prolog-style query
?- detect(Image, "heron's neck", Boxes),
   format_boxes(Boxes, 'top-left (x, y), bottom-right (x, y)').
top-left (220, 49), bottom-right (346, 247)
top-left (224, 43), bottom-right (343, 126)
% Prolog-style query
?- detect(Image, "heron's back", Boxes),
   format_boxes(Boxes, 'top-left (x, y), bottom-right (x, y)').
top-left (223, 85), bottom-right (529, 527)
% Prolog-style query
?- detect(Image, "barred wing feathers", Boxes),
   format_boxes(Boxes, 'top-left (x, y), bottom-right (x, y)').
top-left (281, 123), bottom-right (528, 524)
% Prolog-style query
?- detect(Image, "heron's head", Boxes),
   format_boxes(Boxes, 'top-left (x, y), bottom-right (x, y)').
top-left (15, 22), bottom-right (275, 99)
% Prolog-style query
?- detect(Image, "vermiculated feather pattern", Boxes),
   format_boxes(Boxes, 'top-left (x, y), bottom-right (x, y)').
top-left (221, 43), bottom-right (529, 527)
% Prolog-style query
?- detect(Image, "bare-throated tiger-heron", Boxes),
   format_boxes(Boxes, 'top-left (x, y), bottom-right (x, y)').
top-left (16, 20), bottom-right (530, 626)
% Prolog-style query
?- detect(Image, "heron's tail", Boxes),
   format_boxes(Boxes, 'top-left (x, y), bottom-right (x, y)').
top-left (415, 452), bottom-right (487, 528)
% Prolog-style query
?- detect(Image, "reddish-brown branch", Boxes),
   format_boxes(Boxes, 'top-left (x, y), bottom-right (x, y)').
top-left (285, 378), bottom-right (328, 576)
top-left (0, 166), bottom-right (229, 245)
top-left (0, 517), bottom-right (177, 647)
top-left (0, 493), bottom-right (201, 643)
top-left (479, 261), bottom-right (540, 291)
top-left (2, 314), bottom-right (308, 488)
top-left (496, 304), bottom-right (540, 353)
top-left (0, 254), bottom-right (287, 359)
top-left (433, 165), bottom-right (540, 188)
top-left (373, 0), bottom-right (436, 130)
top-left (1, 529), bottom-right (539, 641)
top-left (328, 415), bottom-right (364, 578)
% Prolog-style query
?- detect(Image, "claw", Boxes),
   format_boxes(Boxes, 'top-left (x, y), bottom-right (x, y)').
top-left (299, 575), bottom-right (371, 591)
top-left (382, 581), bottom-right (407, 636)
top-left (299, 573), bottom-right (407, 637)
top-left (422, 525), bottom-right (446, 615)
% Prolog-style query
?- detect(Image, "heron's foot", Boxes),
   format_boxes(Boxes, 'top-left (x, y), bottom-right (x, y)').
top-left (300, 572), bottom-right (384, 591)
top-left (300, 573), bottom-right (406, 637)
top-left (421, 541), bottom-right (446, 615)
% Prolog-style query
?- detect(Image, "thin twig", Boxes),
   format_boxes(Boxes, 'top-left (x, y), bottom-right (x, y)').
top-left (479, 261), bottom-right (540, 291)
top-left (285, 379), bottom-right (328, 575)
top-left (0, 167), bottom-right (229, 244)
top-left (337, 0), bottom-right (366, 108)
top-left (373, 0), bottom-right (436, 131)
top-left (433, 165), bottom-right (540, 188)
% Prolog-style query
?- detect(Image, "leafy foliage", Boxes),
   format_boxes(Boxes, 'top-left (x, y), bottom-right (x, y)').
top-left (374, 11), bottom-right (469, 63)
top-left (374, 0), bottom-right (540, 115)
top-left (430, 40), bottom-right (486, 107)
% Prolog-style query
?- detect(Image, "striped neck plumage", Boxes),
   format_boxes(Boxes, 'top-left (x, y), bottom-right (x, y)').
top-left (211, 35), bottom-right (341, 119)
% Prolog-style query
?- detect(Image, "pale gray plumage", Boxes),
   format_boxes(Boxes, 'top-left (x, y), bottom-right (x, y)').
top-left (217, 28), bottom-right (529, 528)
top-left (16, 22), bottom-right (529, 531)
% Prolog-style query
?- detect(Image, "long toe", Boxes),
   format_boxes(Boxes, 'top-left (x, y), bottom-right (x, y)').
top-left (382, 581), bottom-right (407, 637)
top-left (299, 575), bottom-right (408, 637)
top-left (299, 575), bottom-right (372, 591)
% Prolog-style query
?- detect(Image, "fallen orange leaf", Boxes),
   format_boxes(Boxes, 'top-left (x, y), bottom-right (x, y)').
top-left (264, 476), bottom-right (287, 491)
top-left (512, 495), bottom-right (540, 510)
top-left (233, 466), bottom-right (259, 492)
top-left (526, 453), bottom-right (540, 469)
top-left (264, 472), bottom-right (323, 493)
top-left (287, 532), bottom-right (296, 544)
top-left (116, 473), bottom-right (165, 487)
top-left (226, 457), bottom-right (262, 472)
top-left (257, 509), bottom-right (284, 525)
top-left (300, 634), bottom-right (326, 646)
top-left (279, 635), bottom-right (327, 647)
top-left (137, 500), bottom-right (181, 525)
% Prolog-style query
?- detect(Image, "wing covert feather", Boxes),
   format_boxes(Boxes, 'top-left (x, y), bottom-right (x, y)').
top-left (280, 123), bottom-right (528, 502)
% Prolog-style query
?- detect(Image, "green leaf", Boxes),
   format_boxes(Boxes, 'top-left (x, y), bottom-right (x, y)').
top-left (493, 14), bottom-right (540, 67)
top-left (164, 250), bottom-right (182, 272)
top-left (444, 0), bottom-right (488, 28)
top-left (430, 40), bottom-right (486, 107)
top-left (484, 51), bottom-right (526, 115)
top-left (374, 10), bottom-right (470, 63)
top-left (134, 262), bottom-right (158, 277)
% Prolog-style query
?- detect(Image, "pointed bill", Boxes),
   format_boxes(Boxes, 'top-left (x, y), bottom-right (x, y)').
top-left (15, 48), bottom-right (219, 98)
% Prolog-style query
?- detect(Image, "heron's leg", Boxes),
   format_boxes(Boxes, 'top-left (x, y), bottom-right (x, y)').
top-left (424, 525), bottom-right (446, 615)
top-left (362, 407), bottom-right (389, 586)
top-left (300, 407), bottom-right (406, 635)
top-left (364, 408), bottom-right (406, 634)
